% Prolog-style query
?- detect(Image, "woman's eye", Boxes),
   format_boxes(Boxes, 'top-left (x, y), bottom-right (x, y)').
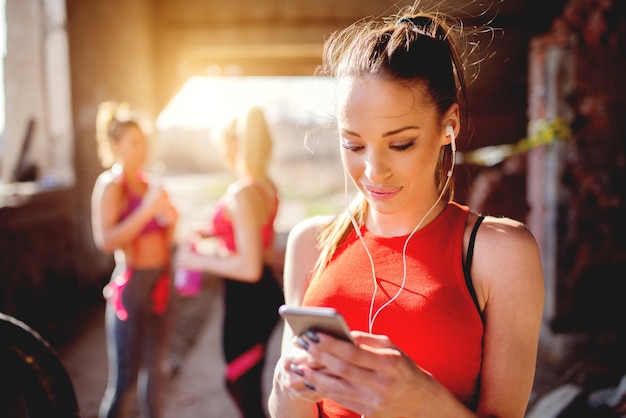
top-left (391, 140), bottom-right (416, 151)
top-left (341, 142), bottom-right (364, 152)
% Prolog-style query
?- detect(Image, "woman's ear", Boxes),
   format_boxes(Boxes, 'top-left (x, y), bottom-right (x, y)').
top-left (442, 105), bottom-right (460, 147)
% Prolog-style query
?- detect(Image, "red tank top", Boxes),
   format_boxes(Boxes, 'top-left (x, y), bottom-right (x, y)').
top-left (212, 181), bottom-right (278, 252)
top-left (302, 202), bottom-right (483, 416)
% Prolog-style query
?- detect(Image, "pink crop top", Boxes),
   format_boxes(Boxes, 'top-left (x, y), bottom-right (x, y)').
top-left (212, 182), bottom-right (278, 252)
top-left (118, 173), bottom-right (167, 236)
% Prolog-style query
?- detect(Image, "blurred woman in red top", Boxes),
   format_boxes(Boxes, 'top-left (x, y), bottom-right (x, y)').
top-left (176, 106), bottom-right (284, 418)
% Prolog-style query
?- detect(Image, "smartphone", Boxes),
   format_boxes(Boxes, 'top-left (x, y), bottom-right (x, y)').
top-left (278, 305), bottom-right (354, 343)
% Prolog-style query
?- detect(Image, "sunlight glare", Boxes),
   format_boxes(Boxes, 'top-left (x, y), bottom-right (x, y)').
top-left (156, 75), bottom-right (336, 132)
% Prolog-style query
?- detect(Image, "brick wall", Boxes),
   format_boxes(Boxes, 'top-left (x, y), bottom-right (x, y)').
top-left (527, 0), bottom-right (626, 335)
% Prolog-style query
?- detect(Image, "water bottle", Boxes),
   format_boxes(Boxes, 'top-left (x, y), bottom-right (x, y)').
top-left (175, 243), bottom-right (202, 297)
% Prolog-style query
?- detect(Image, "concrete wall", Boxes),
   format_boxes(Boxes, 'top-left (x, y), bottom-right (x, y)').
top-left (0, 0), bottom-right (157, 339)
top-left (67, 0), bottom-right (157, 286)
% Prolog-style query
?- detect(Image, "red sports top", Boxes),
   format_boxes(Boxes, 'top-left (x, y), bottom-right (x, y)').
top-left (302, 202), bottom-right (484, 416)
top-left (212, 180), bottom-right (278, 252)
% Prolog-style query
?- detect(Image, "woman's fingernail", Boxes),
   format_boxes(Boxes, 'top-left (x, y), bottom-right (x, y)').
top-left (306, 330), bottom-right (320, 343)
top-left (289, 363), bottom-right (304, 376)
top-left (304, 381), bottom-right (316, 391)
top-left (296, 336), bottom-right (309, 350)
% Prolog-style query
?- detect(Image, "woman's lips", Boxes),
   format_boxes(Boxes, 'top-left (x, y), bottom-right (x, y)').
top-left (364, 186), bottom-right (401, 200)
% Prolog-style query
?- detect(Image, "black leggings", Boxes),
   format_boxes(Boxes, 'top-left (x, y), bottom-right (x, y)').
top-left (222, 266), bottom-right (284, 418)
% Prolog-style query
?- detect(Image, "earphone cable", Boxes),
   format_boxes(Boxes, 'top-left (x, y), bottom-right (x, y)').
top-left (344, 145), bottom-right (456, 418)
top-left (344, 147), bottom-right (456, 334)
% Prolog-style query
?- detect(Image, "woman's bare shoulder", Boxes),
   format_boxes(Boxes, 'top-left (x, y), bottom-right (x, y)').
top-left (95, 169), bottom-right (117, 185)
top-left (477, 215), bottom-right (538, 250)
top-left (93, 170), bottom-right (122, 196)
top-left (289, 215), bottom-right (334, 239)
top-left (472, 214), bottom-right (544, 301)
top-left (282, 215), bottom-right (334, 304)
top-left (285, 216), bottom-right (334, 264)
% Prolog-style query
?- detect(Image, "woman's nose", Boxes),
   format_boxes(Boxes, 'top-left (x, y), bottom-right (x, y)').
top-left (364, 151), bottom-right (391, 182)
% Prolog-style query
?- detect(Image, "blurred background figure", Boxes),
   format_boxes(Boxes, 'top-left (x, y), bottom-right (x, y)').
top-left (92, 101), bottom-right (178, 418)
top-left (175, 105), bottom-right (284, 418)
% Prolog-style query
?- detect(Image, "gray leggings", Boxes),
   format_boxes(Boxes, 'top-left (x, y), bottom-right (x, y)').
top-left (99, 266), bottom-right (173, 418)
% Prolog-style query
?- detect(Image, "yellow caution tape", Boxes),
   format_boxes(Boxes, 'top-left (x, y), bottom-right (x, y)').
top-left (459, 118), bottom-right (573, 167)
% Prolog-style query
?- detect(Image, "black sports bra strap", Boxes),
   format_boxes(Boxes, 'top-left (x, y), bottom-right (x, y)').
top-left (463, 215), bottom-right (485, 323)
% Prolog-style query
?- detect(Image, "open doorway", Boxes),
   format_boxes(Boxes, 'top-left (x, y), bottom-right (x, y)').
top-left (152, 75), bottom-right (352, 238)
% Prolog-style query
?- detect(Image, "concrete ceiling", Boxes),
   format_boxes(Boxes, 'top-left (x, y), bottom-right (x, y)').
top-left (150, 0), bottom-right (568, 117)
top-left (157, 0), bottom-right (565, 28)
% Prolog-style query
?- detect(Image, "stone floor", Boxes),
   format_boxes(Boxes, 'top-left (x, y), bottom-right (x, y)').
top-left (527, 331), bottom-right (626, 417)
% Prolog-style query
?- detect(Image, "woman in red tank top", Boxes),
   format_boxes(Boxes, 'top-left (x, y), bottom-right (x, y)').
top-left (269, 5), bottom-right (545, 418)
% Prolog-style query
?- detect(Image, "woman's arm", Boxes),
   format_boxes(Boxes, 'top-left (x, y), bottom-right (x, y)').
top-left (470, 216), bottom-right (545, 417)
top-left (268, 216), bottom-right (330, 418)
top-left (175, 183), bottom-right (269, 282)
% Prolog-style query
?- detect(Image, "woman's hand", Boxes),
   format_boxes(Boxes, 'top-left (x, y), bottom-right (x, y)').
top-left (282, 330), bottom-right (436, 417)
top-left (274, 336), bottom-right (327, 405)
top-left (195, 225), bottom-right (215, 238)
top-left (174, 242), bottom-right (202, 270)
top-left (141, 182), bottom-right (179, 228)
top-left (158, 202), bottom-right (179, 226)
top-left (142, 183), bottom-right (172, 218)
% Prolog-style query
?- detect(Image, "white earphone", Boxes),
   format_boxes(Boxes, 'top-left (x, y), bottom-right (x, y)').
top-left (343, 123), bottom-right (459, 336)
top-left (445, 125), bottom-right (456, 178)
top-left (446, 124), bottom-right (456, 152)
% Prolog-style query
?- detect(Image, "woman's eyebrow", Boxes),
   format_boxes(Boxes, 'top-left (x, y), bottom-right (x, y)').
top-left (340, 128), bottom-right (360, 137)
top-left (383, 126), bottom-right (420, 137)
top-left (341, 126), bottom-right (420, 138)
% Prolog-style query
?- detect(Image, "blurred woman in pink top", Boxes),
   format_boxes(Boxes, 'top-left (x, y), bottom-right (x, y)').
top-left (92, 101), bottom-right (178, 418)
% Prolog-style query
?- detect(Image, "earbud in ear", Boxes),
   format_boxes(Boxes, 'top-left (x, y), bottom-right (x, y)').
top-left (445, 125), bottom-right (456, 178)
top-left (445, 125), bottom-right (456, 152)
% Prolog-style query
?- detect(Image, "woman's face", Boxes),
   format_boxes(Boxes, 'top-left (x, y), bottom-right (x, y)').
top-left (336, 77), bottom-right (450, 222)
top-left (112, 124), bottom-right (148, 171)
